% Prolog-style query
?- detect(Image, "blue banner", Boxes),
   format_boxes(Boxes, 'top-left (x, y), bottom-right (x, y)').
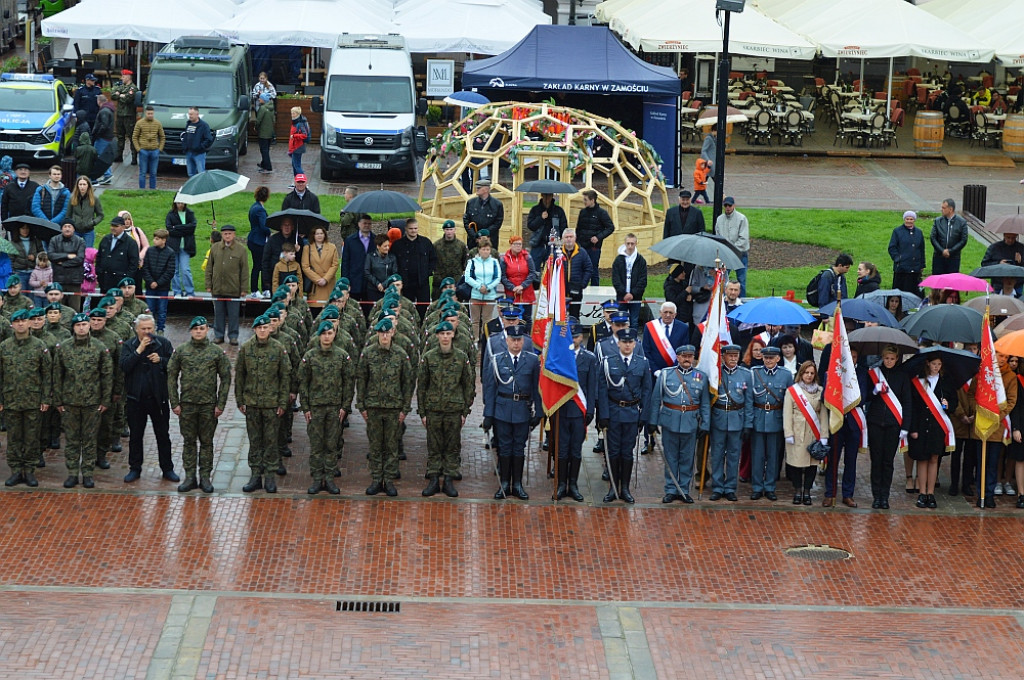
top-left (642, 96), bottom-right (677, 186)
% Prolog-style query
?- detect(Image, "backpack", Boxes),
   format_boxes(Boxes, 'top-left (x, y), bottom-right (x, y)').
top-left (805, 268), bottom-right (831, 307)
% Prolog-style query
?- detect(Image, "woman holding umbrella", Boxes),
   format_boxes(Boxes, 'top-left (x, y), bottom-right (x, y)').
top-left (907, 355), bottom-right (959, 509)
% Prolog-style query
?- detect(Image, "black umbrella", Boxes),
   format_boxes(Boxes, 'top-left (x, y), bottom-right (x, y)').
top-left (846, 325), bottom-right (919, 356)
top-left (898, 346), bottom-right (980, 388)
top-left (343, 190), bottom-right (420, 216)
top-left (901, 304), bottom-right (983, 344)
top-left (265, 209), bottom-right (329, 236)
top-left (651, 232), bottom-right (744, 269)
top-left (970, 264), bottom-right (1024, 279)
top-left (513, 179), bottom-right (578, 194)
top-left (4, 215), bottom-right (60, 241)
top-left (817, 299), bottom-right (899, 327)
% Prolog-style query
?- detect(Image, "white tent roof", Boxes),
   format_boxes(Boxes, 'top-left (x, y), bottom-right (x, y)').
top-left (216, 0), bottom-right (392, 48)
top-left (596, 0), bottom-right (817, 60)
top-left (754, 0), bottom-right (994, 62)
top-left (393, 0), bottom-right (551, 55)
top-left (42, 0), bottom-right (233, 41)
top-left (918, 0), bottom-right (1024, 66)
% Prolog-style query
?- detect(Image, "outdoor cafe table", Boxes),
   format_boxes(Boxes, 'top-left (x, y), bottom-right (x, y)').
top-left (986, 113), bottom-right (1007, 125)
top-left (842, 111), bottom-right (875, 124)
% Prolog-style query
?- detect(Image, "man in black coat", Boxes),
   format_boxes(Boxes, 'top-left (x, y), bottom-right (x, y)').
top-left (576, 189), bottom-right (615, 286)
top-left (280, 174), bottom-right (321, 213)
top-left (260, 218), bottom-right (306, 294)
top-left (561, 229), bottom-right (594, 320)
top-left (119, 313), bottom-right (177, 483)
top-left (663, 190), bottom-right (706, 239)
top-left (526, 193), bottom-right (568, 270)
top-left (390, 218), bottom-right (436, 318)
top-left (463, 179), bottom-right (504, 247)
top-left (611, 233), bottom-right (647, 329)
top-left (340, 215), bottom-right (374, 308)
top-left (929, 198), bottom-right (968, 275)
top-left (95, 216), bottom-right (140, 293)
top-left (0, 163), bottom-right (38, 227)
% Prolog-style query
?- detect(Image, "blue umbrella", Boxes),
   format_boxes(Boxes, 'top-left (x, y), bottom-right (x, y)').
top-left (726, 297), bottom-right (816, 326)
top-left (444, 91), bottom-right (490, 109)
top-left (817, 299), bottom-right (899, 327)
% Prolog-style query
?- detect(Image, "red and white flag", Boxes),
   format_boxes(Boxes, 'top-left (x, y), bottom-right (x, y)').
top-left (697, 267), bottom-right (732, 402)
top-left (825, 299), bottom-right (862, 433)
top-left (531, 248), bottom-right (565, 349)
top-left (975, 307), bottom-right (1006, 439)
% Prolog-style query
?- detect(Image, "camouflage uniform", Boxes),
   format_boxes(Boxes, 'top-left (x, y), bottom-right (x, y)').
top-left (1, 292), bottom-right (33, 319)
top-left (423, 326), bottom-right (478, 369)
top-left (432, 236), bottom-right (469, 297)
top-left (122, 295), bottom-right (149, 318)
top-left (338, 211), bottom-right (359, 242)
top-left (108, 309), bottom-right (134, 439)
top-left (0, 335), bottom-right (51, 476)
top-left (235, 336), bottom-right (290, 477)
top-left (111, 78), bottom-right (139, 162)
top-left (355, 340), bottom-right (414, 483)
top-left (90, 325), bottom-right (123, 463)
top-left (270, 326), bottom-right (301, 457)
top-left (54, 335), bottom-right (112, 476)
top-left (32, 327), bottom-right (60, 456)
top-left (299, 343), bottom-right (355, 483)
top-left (46, 321), bottom-right (72, 342)
top-left (417, 346), bottom-right (474, 478)
top-left (0, 315), bottom-right (12, 340)
top-left (167, 337), bottom-right (232, 482)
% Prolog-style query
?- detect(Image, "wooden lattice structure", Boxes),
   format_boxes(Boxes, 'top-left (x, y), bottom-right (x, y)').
top-left (416, 102), bottom-right (670, 267)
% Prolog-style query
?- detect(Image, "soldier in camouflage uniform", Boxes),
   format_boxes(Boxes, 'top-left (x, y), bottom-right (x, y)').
top-left (299, 321), bottom-right (355, 495)
top-left (0, 295), bottom-right (12, 341)
top-left (55, 312), bottom-right (112, 488)
top-left (106, 289), bottom-right (137, 338)
top-left (1, 309), bottom-right (51, 487)
top-left (44, 283), bottom-right (76, 328)
top-left (94, 295), bottom-right (129, 452)
top-left (235, 314), bottom-right (290, 494)
top-left (423, 305), bottom-right (477, 368)
top-left (29, 307), bottom-right (60, 460)
top-left (110, 69), bottom-right (139, 164)
top-left (45, 303), bottom-right (72, 342)
top-left (119, 276), bottom-right (149, 318)
top-left (89, 306), bottom-right (123, 470)
top-left (267, 304), bottom-right (300, 468)
top-left (168, 316), bottom-right (232, 493)
top-left (418, 320), bottom-right (475, 497)
top-left (432, 220), bottom-right (469, 298)
top-left (2, 275), bottom-right (34, 320)
top-left (356, 317), bottom-right (414, 496)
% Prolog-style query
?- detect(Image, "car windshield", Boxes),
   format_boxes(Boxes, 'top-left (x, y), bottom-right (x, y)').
top-left (326, 76), bottom-right (412, 114)
top-left (0, 88), bottom-right (54, 113)
top-left (146, 71), bottom-right (233, 109)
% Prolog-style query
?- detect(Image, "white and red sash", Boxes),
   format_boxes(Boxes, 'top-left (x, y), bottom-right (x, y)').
top-left (913, 377), bottom-right (956, 452)
top-left (1003, 415), bottom-right (1013, 445)
top-left (869, 368), bottom-right (908, 452)
top-left (645, 319), bottom-right (675, 366)
top-left (788, 385), bottom-right (822, 440)
top-left (849, 406), bottom-right (869, 451)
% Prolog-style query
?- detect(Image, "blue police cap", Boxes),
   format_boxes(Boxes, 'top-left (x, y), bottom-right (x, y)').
top-left (616, 328), bottom-right (638, 342)
top-left (611, 313), bottom-right (630, 324)
top-left (500, 307), bottom-right (523, 318)
top-left (506, 325), bottom-right (526, 338)
top-left (760, 346), bottom-right (781, 357)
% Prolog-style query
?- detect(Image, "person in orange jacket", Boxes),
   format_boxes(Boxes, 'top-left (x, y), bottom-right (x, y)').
top-left (693, 158), bottom-right (712, 204)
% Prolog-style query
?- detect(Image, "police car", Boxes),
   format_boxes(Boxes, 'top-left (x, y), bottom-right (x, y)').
top-left (0, 73), bottom-right (76, 161)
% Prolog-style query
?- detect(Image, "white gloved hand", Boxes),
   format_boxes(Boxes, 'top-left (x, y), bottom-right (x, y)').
top-left (785, 436), bottom-right (795, 445)
top-left (899, 430), bottom-right (909, 440)
top-left (819, 438), bottom-right (828, 446)
top-left (873, 383), bottom-right (883, 394)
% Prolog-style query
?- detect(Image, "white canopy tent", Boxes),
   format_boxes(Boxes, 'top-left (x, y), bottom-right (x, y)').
top-left (41, 0), bottom-right (233, 42)
top-left (215, 0), bottom-right (392, 48)
top-left (918, 0), bottom-right (1024, 67)
top-left (393, 0), bottom-right (551, 55)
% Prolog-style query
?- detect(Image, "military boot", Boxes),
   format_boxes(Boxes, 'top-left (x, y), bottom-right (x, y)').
top-left (510, 456), bottom-right (529, 500)
top-left (263, 475), bottom-right (277, 493)
top-left (555, 459), bottom-right (570, 500)
top-left (568, 458), bottom-right (584, 502)
top-left (199, 477), bottom-right (214, 493)
top-left (422, 475), bottom-right (441, 497)
top-left (63, 475), bottom-right (78, 488)
top-left (442, 476), bottom-right (458, 497)
top-left (36, 453), bottom-right (45, 467)
top-left (593, 437), bottom-right (605, 453)
top-left (493, 457), bottom-right (512, 499)
top-left (177, 476), bottom-right (198, 492)
top-left (324, 479), bottom-right (340, 495)
top-left (619, 460), bottom-right (635, 504)
top-left (96, 452), bottom-right (111, 470)
top-left (23, 471), bottom-right (38, 487)
top-left (603, 458), bottom-right (620, 503)
top-left (4, 472), bottom-right (23, 487)
top-left (242, 475), bottom-right (263, 492)
top-left (307, 479), bottom-right (324, 495)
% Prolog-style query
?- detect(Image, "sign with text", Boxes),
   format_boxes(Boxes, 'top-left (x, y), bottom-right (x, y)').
top-left (426, 59), bottom-right (455, 97)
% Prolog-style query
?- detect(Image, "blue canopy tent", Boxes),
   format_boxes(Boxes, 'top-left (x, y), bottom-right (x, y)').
top-left (462, 26), bottom-right (682, 182)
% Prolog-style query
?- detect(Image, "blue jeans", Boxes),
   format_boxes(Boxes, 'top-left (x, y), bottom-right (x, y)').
top-left (94, 138), bottom-right (113, 177)
top-left (76, 230), bottom-right (95, 249)
top-left (186, 152), bottom-right (206, 177)
top-left (290, 148), bottom-right (304, 176)
top-left (730, 252), bottom-right (749, 297)
top-left (622, 300), bottom-right (641, 329)
top-left (138, 149), bottom-right (159, 188)
top-left (172, 249), bottom-right (194, 296)
top-left (147, 291), bottom-right (169, 330)
top-left (586, 245), bottom-right (601, 286)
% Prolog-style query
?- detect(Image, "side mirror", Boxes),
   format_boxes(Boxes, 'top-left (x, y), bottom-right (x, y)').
top-left (416, 97), bottom-right (427, 116)
top-left (414, 125), bottom-right (428, 155)
top-left (61, 102), bottom-right (74, 114)
top-left (311, 96), bottom-right (323, 113)
top-left (134, 90), bottom-right (143, 107)
top-left (237, 95), bottom-right (249, 112)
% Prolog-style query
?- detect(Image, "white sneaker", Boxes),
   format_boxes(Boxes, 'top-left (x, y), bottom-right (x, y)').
top-left (994, 482), bottom-right (1004, 495)
top-left (1005, 481), bottom-right (1016, 496)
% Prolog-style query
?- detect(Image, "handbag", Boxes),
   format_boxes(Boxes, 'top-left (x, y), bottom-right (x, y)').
top-left (811, 319), bottom-right (833, 350)
top-left (807, 439), bottom-right (830, 461)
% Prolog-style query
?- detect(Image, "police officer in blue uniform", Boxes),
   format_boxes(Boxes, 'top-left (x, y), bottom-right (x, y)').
top-left (597, 328), bottom-right (651, 503)
top-left (482, 324), bottom-right (542, 500)
top-left (555, 320), bottom-right (598, 501)
top-left (485, 306), bottom-right (536, 360)
top-left (588, 300), bottom-right (618, 352)
top-left (648, 345), bottom-right (710, 504)
top-left (750, 345), bottom-right (792, 500)
top-left (708, 344), bottom-right (754, 501)
top-left (593, 311), bottom-right (641, 467)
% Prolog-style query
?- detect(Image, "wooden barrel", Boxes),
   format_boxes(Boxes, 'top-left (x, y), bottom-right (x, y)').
top-left (913, 111), bottom-right (944, 156)
top-left (1003, 114), bottom-right (1024, 160)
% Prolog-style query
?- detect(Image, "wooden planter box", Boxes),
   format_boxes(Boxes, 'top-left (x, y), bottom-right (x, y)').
top-left (273, 97), bottom-right (321, 144)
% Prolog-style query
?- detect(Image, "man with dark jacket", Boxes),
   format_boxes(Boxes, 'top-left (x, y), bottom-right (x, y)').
top-left (340, 214), bottom-right (374, 308)
top-left (280, 174), bottom-right (320, 212)
top-left (181, 106), bottom-right (214, 177)
top-left (141, 229), bottom-right (176, 334)
top-left (982, 232), bottom-right (1024, 294)
top-left (0, 163), bottom-right (38, 224)
top-left (48, 224), bottom-right (86, 311)
top-left (390, 218), bottom-right (436, 317)
top-left (663, 190), bottom-right (706, 238)
top-left (611, 233), bottom-right (648, 329)
top-left (576, 189), bottom-right (615, 286)
top-left (888, 211), bottom-right (926, 294)
top-left (119, 313), bottom-right (177, 483)
top-left (929, 198), bottom-right (968, 275)
top-left (260, 218), bottom-right (306, 296)
top-left (96, 216), bottom-right (140, 292)
top-left (526, 193), bottom-right (568, 270)
top-left (91, 95), bottom-right (116, 184)
top-left (463, 180), bottom-right (504, 247)
top-left (816, 253), bottom-right (852, 308)
top-left (561, 228), bottom-right (594, 320)
top-left (73, 74), bottom-right (102, 129)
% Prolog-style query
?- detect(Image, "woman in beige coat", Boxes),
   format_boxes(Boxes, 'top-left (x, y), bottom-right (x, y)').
top-left (783, 360), bottom-right (829, 506)
top-left (301, 225), bottom-right (339, 307)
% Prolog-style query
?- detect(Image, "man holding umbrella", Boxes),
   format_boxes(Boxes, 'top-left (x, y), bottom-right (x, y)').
top-left (463, 180), bottom-right (504, 248)
top-left (526, 192), bottom-right (568, 270)
top-left (260, 217), bottom-right (306, 298)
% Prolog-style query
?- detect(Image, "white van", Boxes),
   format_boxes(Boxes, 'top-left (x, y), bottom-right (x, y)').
top-left (312, 34), bottom-right (425, 181)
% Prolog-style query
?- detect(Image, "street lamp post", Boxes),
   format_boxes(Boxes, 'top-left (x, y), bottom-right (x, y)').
top-left (713, 0), bottom-right (745, 223)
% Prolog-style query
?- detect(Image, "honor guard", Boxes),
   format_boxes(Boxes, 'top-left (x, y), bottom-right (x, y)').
top-left (708, 344), bottom-right (753, 501)
top-left (597, 328), bottom-right (651, 503)
top-left (555, 321), bottom-right (598, 501)
top-left (749, 345), bottom-right (792, 500)
top-left (588, 300), bottom-right (618, 352)
top-left (592, 312), bottom-right (643, 465)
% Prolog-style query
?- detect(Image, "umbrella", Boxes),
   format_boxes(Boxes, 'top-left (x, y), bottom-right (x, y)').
top-left (986, 212), bottom-right (1024, 234)
top-left (443, 90), bottom-right (489, 109)
top-left (265, 209), bottom-right (329, 236)
top-left (651, 233), bottom-right (744, 270)
top-left (858, 288), bottom-right (923, 311)
top-left (817, 299), bottom-right (899, 327)
top-left (994, 313), bottom-right (1024, 338)
top-left (513, 179), bottom-right (577, 194)
top-left (3, 215), bottom-right (60, 241)
top-left (963, 295), bottom-right (1024, 316)
top-left (344, 190), bottom-right (420, 216)
top-left (695, 106), bottom-right (748, 127)
top-left (995, 328), bottom-right (1024, 356)
top-left (920, 272), bottom-right (991, 293)
top-left (727, 297), bottom-right (816, 326)
top-left (0, 237), bottom-right (21, 256)
top-left (173, 170), bottom-right (250, 222)
top-left (970, 264), bottom-right (1024, 279)
top-left (898, 346), bottom-right (981, 388)
top-left (846, 325), bottom-right (919, 356)
top-left (901, 304), bottom-right (983, 344)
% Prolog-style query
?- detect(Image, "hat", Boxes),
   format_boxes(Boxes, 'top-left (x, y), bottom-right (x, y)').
top-left (505, 325), bottom-right (526, 338)
top-left (27, 307), bottom-right (45, 319)
top-left (97, 296), bottom-right (116, 309)
top-left (760, 346), bottom-right (781, 357)
top-left (294, 173), bottom-right (308, 183)
top-left (259, 93), bottom-right (271, 103)
top-left (189, 316), bottom-right (207, 329)
top-left (219, 223), bottom-right (236, 232)
top-left (252, 315), bottom-right (271, 328)
top-left (334, 281), bottom-right (350, 293)
top-left (14, 162), bottom-right (30, 170)
top-left (475, 179), bottom-right (491, 187)
top-left (610, 313), bottom-right (630, 324)
top-left (72, 312), bottom-right (89, 324)
top-left (374, 318), bottom-right (394, 332)
top-left (267, 302), bottom-right (284, 315)
top-left (106, 288), bottom-right (123, 298)
top-left (85, 73), bottom-right (97, 81)
top-left (320, 306), bottom-right (340, 320)
top-left (44, 282), bottom-right (63, 293)
top-left (110, 216), bottom-right (126, 226)
top-left (265, 308), bottom-right (281, 320)
top-left (271, 291), bottom-right (288, 303)
top-left (89, 308), bottom-right (107, 318)
top-left (338, 277), bottom-right (350, 287)
top-left (501, 307), bottom-right (523, 319)
top-left (571, 323), bottom-right (584, 336)
top-left (45, 302), bottom-right (62, 313)
top-left (674, 344), bottom-right (696, 355)
top-left (282, 274), bottom-right (299, 285)
top-left (723, 196), bottom-right (735, 206)
top-left (903, 210), bottom-right (917, 220)
top-left (275, 284), bottom-right (291, 295)
top-left (496, 296), bottom-right (515, 307)
top-left (679, 190), bottom-right (692, 199)
top-left (439, 276), bottom-right (455, 287)
top-left (477, 229), bottom-right (490, 237)
top-left (10, 309), bottom-right (30, 321)
top-left (616, 328), bottom-right (638, 342)
top-left (435, 320), bottom-right (454, 333)
top-left (442, 305), bottom-right (461, 318)
top-left (118, 277), bottom-right (135, 287)
top-left (6, 274), bottom-right (20, 287)
top-left (442, 220), bottom-right (456, 229)
top-left (722, 343), bottom-right (742, 354)
top-left (601, 300), bottom-right (619, 310)
top-left (315, 320), bottom-right (334, 336)
top-left (121, 69), bottom-right (133, 76)
top-left (384, 274), bottom-right (402, 286)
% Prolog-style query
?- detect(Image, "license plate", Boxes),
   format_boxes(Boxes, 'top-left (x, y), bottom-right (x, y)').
top-left (356, 162), bottom-right (382, 170)
top-left (0, 142), bottom-right (25, 150)
top-left (172, 157), bottom-right (186, 166)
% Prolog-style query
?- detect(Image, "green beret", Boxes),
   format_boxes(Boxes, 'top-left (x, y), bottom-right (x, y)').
top-left (106, 288), bottom-right (123, 298)
top-left (477, 229), bottom-right (490, 237)
top-left (440, 277), bottom-right (455, 287)
top-left (10, 309), bottom-right (30, 321)
top-left (338, 277), bottom-right (350, 287)
top-left (384, 274), bottom-right (402, 286)
top-left (45, 282), bottom-right (63, 293)
top-left (89, 308), bottom-right (107, 318)
top-left (320, 306), bottom-right (340, 320)
top-left (315, 320), bottom-right (334, 336)
top-left (252, 315), bottom-right (271, 328)
top-left (373, 318), bottom-right (394, 332)
top-left (442, 305), bottom-right (461, 318)
top-left (72, 312), bottom-right (89, 324)
top-left (265, 308), bottom-right (281, 320)
top-left (27, 307), bottom-right (45, 318)
top-left (118, 277), bottom-right (135, 287)
top-left (271, 291), bottom-right (288, 303)
top-left (45, 302), bottom-right (62, 313)
top-left (267, 302), bottom-right (284, 314)
top-left (282, 274), bottom-right (299, 285)
top-left (97, 296), bottom-right (116, 309)
top-left (435, 320), bottom-right (454, 333)
top-left (275, 285), bottom-right (291, 295)
top-left (6, 274), bottom-right (21, 287)
top-left (442, 219), bottom-right (456, 229)
top-left (189, 316), bottom-right (207, 329)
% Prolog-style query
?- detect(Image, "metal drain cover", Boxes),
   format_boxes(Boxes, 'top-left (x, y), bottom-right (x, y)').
top-left (784, 544), bottom-right (851, 561)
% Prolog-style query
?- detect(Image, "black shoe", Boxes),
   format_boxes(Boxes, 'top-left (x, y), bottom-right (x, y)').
top-left (123, 469), bottom-right (141, 483)
top-left (49, 439), bottom-right (61, 450)
top-left (981, 497), bottom-right (996, 509)
top-left (366, 480), bottom-right (384, 495)
top-left (601, 467), bottom-right (610, 481)
top-left (1016, 495), bottom-right (1024, 509)
top-left (803, 494), bottom-right (812, 506)
top-left (927, 494), bottom-right (937, 509)
top-left (948, 487), bottom-right (959, 497)
top-left (542, 440), bottom-right (548, 451)
top-left (511, 481), bottom-right (529, 500)
top-left (750, 491), bottom-right (764, 500)
top-left (422, 476), bottom-right (440, 497)
top-left (263, 476), bottom-right (277, 493)
top-left (494, 457), bottom-right (511, 499)
top-left (394, 470), bottom-right (401, 480)
top-left (110, 441), bottom-right (122, 453)
top-left (442, 477), bottom-right (458, 498)
top-left (568, 481), bottom-right (584, 502)
top-left (280, 447), bottom-right (292, 457)
top-left (510, 456), bottom-right (529, 499)
top-left (131, 158), bottom-right (138, 166)
top-left (880, 499), bottom-right (890, 509)
top-left (619, 487), bottom-right (635, 504)
top-left (24, 471), bottom-right (37, 487)
top-left (384, 481), bottom-right (398, 497)
top-left (121, 427), bottom-right (129, 438)
top-left (871, 499), bottom-right (882, 509)
top-left (96, 454), bottom-right (110, 470)
top-left (454, 471), bottom-right (463, 481)
top-left (177, 477), bottom-right (198, 492)
top-left (709, 492), bottom-right (723, 501)
top-left (242, 475), bottom-right (263, 492)
top-left (276, 464), bottom-right (287, 476)
top-left (916, 494), bottom-right (927, 508)
top-left (725, 492), bottom-right (738, 502)
top-left (494, 481), bottom-right (511, 499)
top-left (681, 494), bottom-right (694, 504)
top-left (765, 492), bottom-right (777, 501)
top-left (567, 457), bottom-right (584, 502)
top-left (82, 476), bottom-right (94, 489)
top-left (557, 481), bottom-right (570, 500)
top-left (593, 439), bottom-right (605, 453)
top-left (63, 475), bottom-right (78, 488)
top-left (307, 480), bottom-right (323, 495)
top-left (963, 485), bottom-right (975, 497)
top-left (324, 479), bottom-right (340, 495)
top-left (662, 493), bottom-right (676, 504)
top-left (333, 468), bottom-right (342, 478)
top-left (200, 478), bottom-right (214, 493)
top-left (555, 460), bottom-right (569, 499)
top-left (793, 493), bottom-right (803, 505)
top-left (162, 470), bottom-right (181, 483)
top-left (604, 486), bottom-right (619, 503)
